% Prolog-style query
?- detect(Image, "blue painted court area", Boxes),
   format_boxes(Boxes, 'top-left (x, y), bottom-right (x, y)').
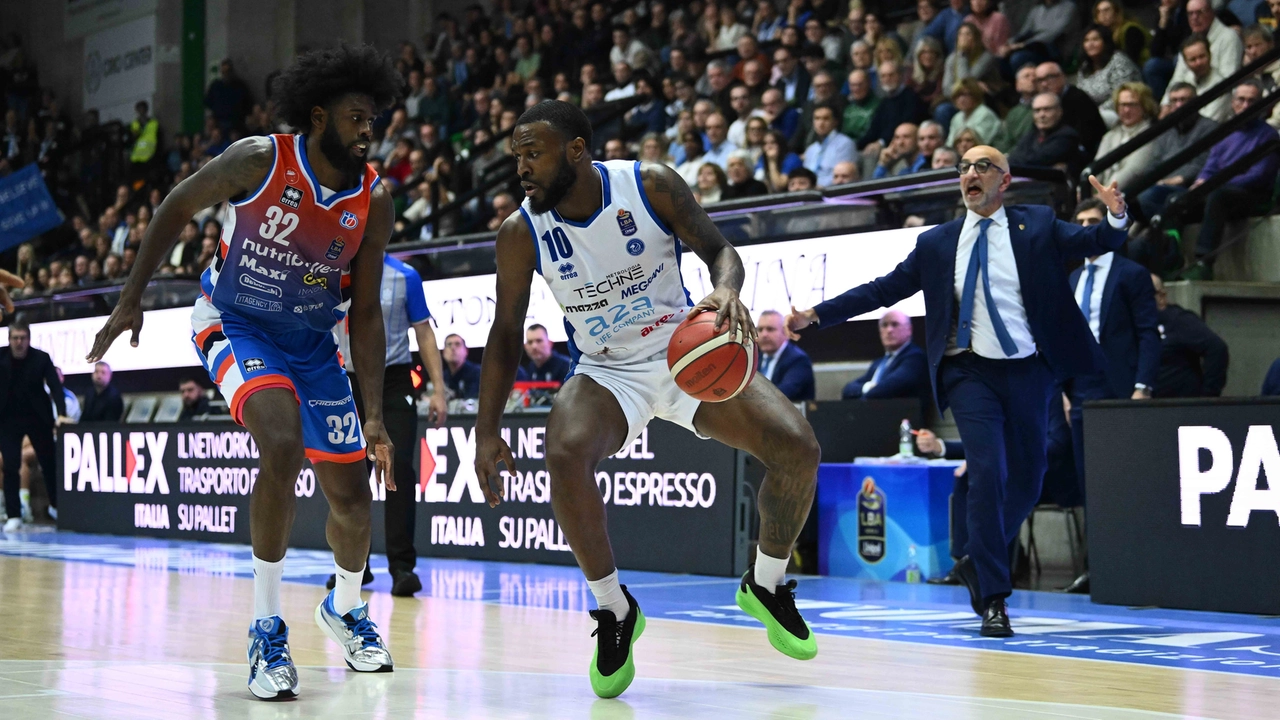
top-left (5, 530), bottom-right (1280, 681)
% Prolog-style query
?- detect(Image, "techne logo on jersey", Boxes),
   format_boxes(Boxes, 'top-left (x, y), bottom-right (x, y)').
top-left (340, 210), bottom-right (359, 229)
top-left (279, 186), bottom-right (303, 208)
top-left (616, 208), bottom-right (637, 236)
top-left (325, 237), bottom-right (345, 261)
top-left (569, 264), bottom-right (644, 299)
top-left (1179, 425), bottom-right (1280, 528)
top-left (557, 262), bottom-right (578, 280)
top-left (239, 275), bottom-right (282, 297)
top-left (63, 431), bottom-right (170, 494)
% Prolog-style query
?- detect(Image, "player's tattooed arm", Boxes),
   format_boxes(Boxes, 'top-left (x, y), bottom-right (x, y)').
top-left (88, 136), bottom-right (275, 362)
top-left (474, 212), bottom-right (536, 506)
top-left (639, 161), bottom-right (756, 341)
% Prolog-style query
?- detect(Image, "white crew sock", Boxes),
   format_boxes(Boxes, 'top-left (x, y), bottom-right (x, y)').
top-left (586, 570), bottom-right (630, 621)
top-left (333, 563), bottom-right (365, 616)
top-left (754, 550), bottom-right (789, 593)
top-left (253, 555), bottom-right (285, 620)
top-left (19, 489), bottom-right (30, 510)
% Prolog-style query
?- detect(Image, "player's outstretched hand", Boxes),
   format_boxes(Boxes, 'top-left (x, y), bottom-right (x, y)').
top-left (363, 419), bottom-right (395, 491)
top-left (475, 432), bottom-right (516, 508)
top-left (0, 268), bottom-right (24, 317)
top-left (784, 305), bottom-right (816, 342)
top-left (86, 299), bottom-right (144, 363)
top-left (690, 286), bottom-right (758, 344)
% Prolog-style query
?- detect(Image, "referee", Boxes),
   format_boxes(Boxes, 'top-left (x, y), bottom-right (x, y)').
top-left (331, 254), bottom-right (447, 596)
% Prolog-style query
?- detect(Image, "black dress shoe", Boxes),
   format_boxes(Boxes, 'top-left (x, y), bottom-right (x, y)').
top-left (927, 566), bottom-right (961, 586)
top-left (1061, 572), bottom-right (1090, 595)
top-left (953, 556), bottom-right (982, 615)
top-left (391, 571), bottom-right (423, 597)
top-left (980, 598), bottom-right (1014, 638)
top-left (325, 566), bottom-right (376, 590)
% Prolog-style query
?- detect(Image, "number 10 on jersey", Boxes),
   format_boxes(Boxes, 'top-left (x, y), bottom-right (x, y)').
top-left (541, 227), bottom-right (574, 262)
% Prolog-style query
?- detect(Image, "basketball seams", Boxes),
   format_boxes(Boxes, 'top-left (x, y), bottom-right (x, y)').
top-left (667, 314), bottom-right (757, 402)
top-left (682, 344), bottom-right (742, 398)
top-left (668, 327), bottom-right (737, 376)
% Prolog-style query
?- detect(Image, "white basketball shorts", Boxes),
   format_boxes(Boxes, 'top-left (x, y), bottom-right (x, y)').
top-left (570, 352), bottom-right (709, 450)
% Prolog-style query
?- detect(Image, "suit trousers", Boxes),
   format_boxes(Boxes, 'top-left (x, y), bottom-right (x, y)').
top-left (350, 365), bottom-right (420, 576)
top-left (940, 353), bottom-right (1053, 601)
top-left (1, 418), bottom-right (58, 519)
top-left (1068, 372), bottom-right (1116, 504)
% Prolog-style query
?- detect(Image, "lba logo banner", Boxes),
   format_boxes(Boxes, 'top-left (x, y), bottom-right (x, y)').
top-left (63, 431), bottom-right (170, 494)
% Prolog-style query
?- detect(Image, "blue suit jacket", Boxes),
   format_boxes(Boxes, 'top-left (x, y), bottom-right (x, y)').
top-left (813, 205), bottom-right (1126, 411)
top-left (842, 342), bottom-right (929, 400)
top-left (767, 342), bottom-right (815, 401)
top-left (1068, 254), bottom-right (1161, 398)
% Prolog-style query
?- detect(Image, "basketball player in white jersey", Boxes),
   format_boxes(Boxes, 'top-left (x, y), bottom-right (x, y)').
top-left (474, 101), bottom-right (822, 698)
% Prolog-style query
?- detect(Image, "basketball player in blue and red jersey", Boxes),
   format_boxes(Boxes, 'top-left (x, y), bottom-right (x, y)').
top-left (87, 45), bottom-right (403, 700)
top-left (473, 101), bottom-right (822, 698)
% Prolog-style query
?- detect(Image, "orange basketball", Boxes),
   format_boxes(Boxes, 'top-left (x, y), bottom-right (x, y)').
top-left (667, 312), bottom-right (758, 402)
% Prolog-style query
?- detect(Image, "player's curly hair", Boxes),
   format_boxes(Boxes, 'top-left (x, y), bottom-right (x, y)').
top-left (271, 43), bottom-right (402, 132)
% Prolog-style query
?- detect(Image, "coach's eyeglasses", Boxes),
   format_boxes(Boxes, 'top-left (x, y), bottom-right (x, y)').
top-left (955, 160), bottom-right (1005, 175)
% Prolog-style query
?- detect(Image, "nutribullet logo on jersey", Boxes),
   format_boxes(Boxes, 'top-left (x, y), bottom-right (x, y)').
top-left (279, 186), bottom-right (303, 208)
top-left (557, 262), bottom-right (577, 280)
top-left (62, 431), bottom-right (170, 494)
top-left (325, 237), bottom-right (345, 261)
top-left (616, 208), bottom-right (637, 236)
top-left (340, 210), bottom-right (359, 229)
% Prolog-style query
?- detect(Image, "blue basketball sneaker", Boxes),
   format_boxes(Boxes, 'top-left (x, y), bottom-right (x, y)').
top-left (247, 616), bottom-right (299, 700)
top-left (314, 591), bottom-right (394, 672)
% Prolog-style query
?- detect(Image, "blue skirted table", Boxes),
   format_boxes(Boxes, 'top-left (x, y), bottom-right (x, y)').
top-left (817, 457), bottom-right (964, 581)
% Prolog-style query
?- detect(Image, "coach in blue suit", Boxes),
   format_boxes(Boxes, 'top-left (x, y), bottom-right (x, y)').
top-left (842, 309), bottom-right (929, 401)
top-left (757, 310), bottom-right (816, 401)
top-left (787, 146), bottom-right (1129, 636)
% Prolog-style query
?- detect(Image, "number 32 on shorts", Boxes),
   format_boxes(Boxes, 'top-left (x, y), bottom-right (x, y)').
top-left (326, 412), bottom-right (360, 445)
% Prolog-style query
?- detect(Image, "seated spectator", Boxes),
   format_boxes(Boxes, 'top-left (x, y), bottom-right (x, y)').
top-left (713, 6), bottom-right (749, 51)
top-left (760, 88), bottom-right (800, 141)
top-left (734, 35), bottom-right (770, 82)
top-left (1004, 63), bottom-right (1039, 147)
top-left (964, 0), bottom-right (1012, 56)
top-left (1009, 91), bottom-right (1085, 176)
top-left (1162, 35), bottom-right (1232, 122)
top-left (1094, 82), bottom-right (1158, 190)
top-left (487, 192), bottom-right (517, 232)
top-left (604, 138), bottom-right (629, 161)
top-left (787, 167), bottom-right (819, 191)
top-left (1179, 80), bottom-right (1280, 280)
top-left (622, 74), bottom-right (668, 137)
top-left (831, 160), bottom-right (860, 185)
top-left (943, 22), bottom-right (1003, 104)
top-left (756, 129), bottom-right (803, 193)
top-left (675, 130), bottom-right (707, 186)
top-left (754, 0), bottom-right (785, 43)
top-left (727, 85), bottom-right (756, 147)
top-left (861, 61), bottom-right (929, 150)
top-left (792, 71), bottom-right (847, 152)
top-left (803, 104), bottom-right (857, 187)
top-left (910, 37), bottom-right (947, 114)
top-left (1077, 24), bottom-right (1143, 127)
top-left (1036, 61), bottom-right (1107, 157)
top-left (841, 310), bottom-right (929, 401)
top-left (1176, 0), bottom-right (1244, 81)
top-left (1136, 82), bottom-right (1218, 223)
top-left (701, 112), bottom-right (737, 170)
top-left (178, 377), bottom-right (222, 420)
top-left (604, 62), bottom-right (637, 102)
top-left (639, 133), bottom-right (674, 167)
top-left (842, 69), bottom-right (880, 141)
top-left (722, 150), bottom-right (769, 199)
top-left (81, 361), bottom-right (123, 423)
top-left (1000, 0), bottom-right (1079, 71)
top-left (741, 59), bottom-right (772, 104)
top-left (520, 324), bottom-right (572, 383)
top-left (1150, 274), bottom-right (1229, 398)
top-left (805, 17), bottom-right (843, 63)
top-left (849, 41), bottom-right (877, 89)
top-left (443, 334), bottom-right (482, 399)
top-left (1244, 25), bottom-right (1278, 96)
top-left (756, 310), bottom-right (815, 401)
top-left (1263, 357), bottom-right (1280, 395)
top-left (872, 122), bottom-right (921, 177)
top-left (952, 126), bottom-right (985, 156)
top-left (946, 78), bottom-right (1005, 149)
top-left (742, 116), bottom-right (769, 165)
top-left (1093, 0), bottom-right (1149, 67)
top-left (925, 0), bottom-right (968, 53)
top-left (772, 46), bottom-right (811, 106)
top-left (694, 162), bottom-right (727, 205)
top-left (610, 24), bottom-right (651, 70)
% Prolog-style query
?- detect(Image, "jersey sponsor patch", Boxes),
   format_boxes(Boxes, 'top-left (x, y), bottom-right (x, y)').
top-left (616, 208), bottom-right (637, 236)
top-left (235, 293), bottom-right (282, 312)
top-left (557, 262), bottom-right (578, 280)
top-left (284, 167), bottom-right (299, 185)
top-left (301, 272), bottom-right (329, 290)
top-left (243, 358), bottom-right (266, 373)
top-left (280, 186), bottom-right (303, 208)
top-left (340, 210), bottom-right (359, 229)
top-left (239, 274), bottom-right (282, 297)
top-left (626, 238), bottom-right (645, 256)
top-left (325, 237), bottom-right (345, 261)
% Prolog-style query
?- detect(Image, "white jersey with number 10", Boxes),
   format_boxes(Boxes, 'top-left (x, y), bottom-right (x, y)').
top-left (519, 160), bottom-right (694, 366)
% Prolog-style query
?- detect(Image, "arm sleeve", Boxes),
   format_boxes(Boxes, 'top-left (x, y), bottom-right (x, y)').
top-left (402, 264), bottom-right (432, 324)
top-left (1127, 269), bottom-right (1163, 389)
top-left (43, 356), bottom-right (66, 418)
top-left (1051, 213), bottom-right (1127, 259)
top-left (812, 248), bottom-right (923, 327)
top-left (942, 439), bottom-right (966, 460)
top-left (774, 359), bottom-right (813, 400)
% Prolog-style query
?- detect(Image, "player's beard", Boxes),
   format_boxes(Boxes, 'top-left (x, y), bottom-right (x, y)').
top-left (527, 155), bottom-right (578, 215)
top-left (319, 122), bottom-right (366, 180)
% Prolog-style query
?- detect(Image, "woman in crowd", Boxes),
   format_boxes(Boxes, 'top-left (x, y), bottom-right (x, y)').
top-left (723, 150), bottom-right (769, 199)
top-left (946, 79), bottom-right (1005, 150)
top-left (1093, 0), bottom-right (1148, 66)
top-left (694, 162), bottom-right (728, 205)
top-left (513, 34), bottom-right (540, 82)
top-left (952, 126), bottom-right (986, 161)
top-left (1077, 24), bottom-right (1142, 128)
top-left (873, 38), bottom-right (906, 81)
top-left (743, 116), bottom-right (769, 165)
top-left (756, 129), bottom-right (802, 194)
top-left (1095, 81), bottom-right (1158, 190)
top-left (639, 132), bottom-right (675, 167)
top-left (713, 6), bottom-right (748, 51)
top-left (964, 0), bottom-right (1011, 56)
top-left (911, 37), bottom-right (947, 111)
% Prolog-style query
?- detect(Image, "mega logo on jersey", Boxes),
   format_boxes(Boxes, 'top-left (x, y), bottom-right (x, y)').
top-left (63, 431), bottom-right (171, 494)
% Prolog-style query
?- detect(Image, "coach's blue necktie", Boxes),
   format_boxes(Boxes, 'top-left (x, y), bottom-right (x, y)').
top-left (1079, 263), bottom-right (1099, 324)
top-left (956, 218), bottom-right (1018, 356)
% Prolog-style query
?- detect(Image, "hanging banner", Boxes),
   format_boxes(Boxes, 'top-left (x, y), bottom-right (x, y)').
top-left (0, 165), bottom-right (63, 251)
top-left (83, 13), bottom-right (156, 122)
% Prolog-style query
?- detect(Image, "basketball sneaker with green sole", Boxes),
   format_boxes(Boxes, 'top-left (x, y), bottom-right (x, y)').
top-left (588, 585), bottom-right (645, 698)
top-left (735, 567), bottom-right (818, 660)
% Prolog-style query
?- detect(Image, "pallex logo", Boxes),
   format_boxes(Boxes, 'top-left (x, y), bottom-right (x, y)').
top-left (1179, 425), bottom-right (1280, 527)
top-left (419, 427), bottom-right (486, 503)
top-left (63, 431), bottom-right (170, 494)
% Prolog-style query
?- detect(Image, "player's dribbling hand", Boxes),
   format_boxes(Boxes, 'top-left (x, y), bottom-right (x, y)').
top-left (86, 300), bottom-right (145, 363)
top-left (691, 286), bottom-right (757, 344)
top-left (475, 433), bottom-right (516, 508)
top-left (0, 268), bottom-right (24, 317)
top-left (363, 419), bottom-right (395, 491)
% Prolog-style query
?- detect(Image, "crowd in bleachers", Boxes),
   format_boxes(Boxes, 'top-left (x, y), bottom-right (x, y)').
top-left (5, 0), bottom-right (1280, 296)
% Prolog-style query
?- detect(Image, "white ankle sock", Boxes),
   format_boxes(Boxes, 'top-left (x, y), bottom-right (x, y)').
top-left (586, 570), bottom-right (630, 621)
top-left (754, 550), bottom-right (789, 593)
top-left (253, 555), bottom-right (285, 619)
top-left (19, 489), bottom-right (30, 509)
top-left (333, 563), bottom-right (365, 616)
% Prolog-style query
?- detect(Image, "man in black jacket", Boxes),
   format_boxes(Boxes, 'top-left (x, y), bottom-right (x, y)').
top-left (1009, 92), bottom-right (1084, 176)
top-left (1151, 274), bottom-right (1229, 397)
top-left (0, 320), bottom-right (65, 529)
top-left (81, 361), bottom-right (124, 423)
top-left (1035, 62), bottom-right (1107, 159)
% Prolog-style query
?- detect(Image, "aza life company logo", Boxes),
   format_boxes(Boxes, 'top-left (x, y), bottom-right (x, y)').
top-left (1180, 425), bottom-right (1280, 527)
top-left (63, 431), bottom-right (170, 494)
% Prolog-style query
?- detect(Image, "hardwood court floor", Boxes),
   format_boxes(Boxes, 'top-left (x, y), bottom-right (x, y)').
top-left (1, 533), bottom-right (1278, 719)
